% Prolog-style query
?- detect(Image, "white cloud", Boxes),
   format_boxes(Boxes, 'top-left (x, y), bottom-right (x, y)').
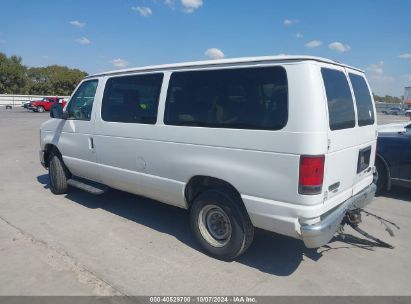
top-left (181, 0), bottom-right (203, 13)
top-left (403, 74), bottom-right (411, 82)
top-left (367, 61), bottom-right (385, 77)
top-left (283, 19), bottom-right (298, 26)
top-left (295, 32), bottom-right (303, 39)
top-left (304, 40), bottom-right (322, 48)
top-left (162, 0), bottom-right (202, 13)
top-left (132, 6), bottom-right (153, 16)
top-left (328, 41), bottom-right (351, 53)
top-left (111, 58), bottom-right (129, 68)
top-left (165, 0), bottom-right (175, 8)
top-left (75, 37), bottom-right (91, 45)
top-left (399, 53), bottom-right (411, 59)
top-left (205, 48), bottom-right (225, 60)
top-left (365, 61), bottom-right (402, 96)
top-left (70, 20), bottom-right (86, 28)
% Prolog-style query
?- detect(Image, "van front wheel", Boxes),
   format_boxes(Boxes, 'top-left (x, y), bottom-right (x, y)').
top-left (189, 189), bottom-right (254, 260)
top-left (49, 153), bottom-right (69, 194)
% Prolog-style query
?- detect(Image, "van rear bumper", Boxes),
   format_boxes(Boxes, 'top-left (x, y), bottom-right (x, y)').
top-left (300, 183), bottom-right (376, 248)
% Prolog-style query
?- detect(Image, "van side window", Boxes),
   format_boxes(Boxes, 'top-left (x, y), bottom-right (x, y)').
top-left (101, 73), bottom-right (164, 124)
top-left (66, 80), bottom-right (98, 121)
top-left (321, 68), bottom-right (356, 130)
top-left (164, 67), bottom-right (288, 130)
top-left (349, 73), bottom-right (375, 126)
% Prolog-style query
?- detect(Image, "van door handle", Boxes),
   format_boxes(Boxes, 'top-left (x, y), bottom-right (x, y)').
top-left (88, 137), bottom-right (95, 151)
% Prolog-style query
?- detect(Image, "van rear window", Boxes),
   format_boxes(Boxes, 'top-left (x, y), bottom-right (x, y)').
top-left (349, 73), bottom-right (375, 126)
top-left (321, 68), bottom-right (356, 130)
top-left (164, 67), bottom-right (288, 130)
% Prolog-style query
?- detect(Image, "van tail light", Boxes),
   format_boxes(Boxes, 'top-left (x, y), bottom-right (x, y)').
top-left (299, 155), bottom-right (325, 195)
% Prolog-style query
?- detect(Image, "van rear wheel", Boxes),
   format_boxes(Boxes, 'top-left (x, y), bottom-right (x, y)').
top-left (189, 188), bottom-right (254, 260)
top-left (49, 153), bottom-right (69, 194)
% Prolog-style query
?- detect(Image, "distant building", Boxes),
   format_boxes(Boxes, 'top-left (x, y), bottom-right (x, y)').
top-left (405, 86), bottom-right (411, 109)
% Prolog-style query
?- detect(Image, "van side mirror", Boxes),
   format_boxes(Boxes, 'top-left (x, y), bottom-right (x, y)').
top-left (50, 104), bottom-right (63, 119)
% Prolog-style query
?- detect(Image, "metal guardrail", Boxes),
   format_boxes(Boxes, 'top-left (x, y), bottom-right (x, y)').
top-left (0, 94), bottom-right (70, 106)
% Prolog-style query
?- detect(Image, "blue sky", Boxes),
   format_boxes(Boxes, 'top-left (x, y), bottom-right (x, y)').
top-left (0, 0), bottom-right (410, 96)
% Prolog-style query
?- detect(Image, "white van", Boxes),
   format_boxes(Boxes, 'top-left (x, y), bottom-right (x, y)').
top-left (40, 56), bottom-right (377, 260)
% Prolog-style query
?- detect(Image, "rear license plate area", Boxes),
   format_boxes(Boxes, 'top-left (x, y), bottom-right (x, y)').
top-left (357, 146), bottom-right (371, 173)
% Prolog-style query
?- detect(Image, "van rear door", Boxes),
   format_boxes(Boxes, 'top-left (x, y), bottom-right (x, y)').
top-left (347, 71), bottom-right (377, 195)
top-left (321, 67), bottom-right (359, 204)
top-left (321, 67), bottom-right (376, 206)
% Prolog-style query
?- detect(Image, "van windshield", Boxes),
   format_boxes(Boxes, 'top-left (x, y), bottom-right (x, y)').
top-left (164, 67), bottom-right (288, 131)
top-left (321, 68), bottom-right (356, 131)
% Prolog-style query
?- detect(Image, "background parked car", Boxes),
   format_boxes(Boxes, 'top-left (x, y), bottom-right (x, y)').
top-left (382, 107), bottom-right (404, 115)
top-left (28, 97), bottom-right (67, 112)
top-left (21, 101), bottom-right (31, 108)
top-left (375, 123), bottom-right (411, 193)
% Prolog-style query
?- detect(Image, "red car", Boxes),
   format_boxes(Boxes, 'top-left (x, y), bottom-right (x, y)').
top-left (29, 97), bottom-right (67, 112)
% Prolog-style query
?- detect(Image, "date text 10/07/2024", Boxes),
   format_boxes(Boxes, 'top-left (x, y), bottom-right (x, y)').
top-left (149, 297), bottom-right (257, 303)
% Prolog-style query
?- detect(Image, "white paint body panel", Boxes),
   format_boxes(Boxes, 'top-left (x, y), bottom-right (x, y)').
top-left (40, 57), bottom-right (377, 240)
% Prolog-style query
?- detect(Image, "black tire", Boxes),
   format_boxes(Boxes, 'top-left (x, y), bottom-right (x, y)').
top-left (48, 152), bottom-right (69, 194)
top-left (375, 159), bottom-right (387, 195)
top-left (189, 188), bottom-right (254, 260)
top-left (37, 106), bottom-right (45, 113)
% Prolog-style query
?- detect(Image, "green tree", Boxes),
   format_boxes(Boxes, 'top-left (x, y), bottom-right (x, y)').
top-left (0, 52), bottom-right (28, 94)
top-left (27, 65), bottom-right (87, 96)
top-left (0, 52), bottom-right (88, 96)
top-left (373, 93), bottom-right (402, 104)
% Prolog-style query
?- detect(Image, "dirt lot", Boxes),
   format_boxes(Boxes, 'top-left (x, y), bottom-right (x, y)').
top-left (0, 108), bottom-right (410, 295)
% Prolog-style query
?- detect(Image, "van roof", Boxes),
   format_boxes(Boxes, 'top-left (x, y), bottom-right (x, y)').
top-left (86, 55), bottom-right (363, 78)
